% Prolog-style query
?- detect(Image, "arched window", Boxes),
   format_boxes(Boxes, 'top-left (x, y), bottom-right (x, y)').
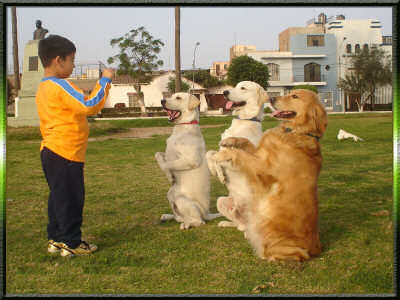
top-left (355, 44), bottom-right (361, 53)
top-left (363, 44), bottom-right (369, 50)
top-left (346, 44), bottom-right (352, 54)
top-left (304, 63), bottom-right (321, 82)
top-left (267, 63), bottom-right (280, 81)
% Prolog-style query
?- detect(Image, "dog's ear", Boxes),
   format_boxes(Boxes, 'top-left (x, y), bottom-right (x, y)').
top-left (188, 94), bottom-right (200, 111)
top-left (257, 87), bottom-right (269, 105)
top-left (310, 101), bottom-right (328, 134)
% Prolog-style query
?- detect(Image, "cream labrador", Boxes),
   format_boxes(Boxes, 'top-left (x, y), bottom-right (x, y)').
top-left (206, 81), bottom-right (269, 232)
top-left (155, 92), bottom-right (222, 230)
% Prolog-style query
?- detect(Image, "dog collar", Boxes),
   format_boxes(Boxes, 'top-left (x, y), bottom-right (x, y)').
top-left (176, 120), bottom-right (199, 125)
top-left (284, 127), bottom-right (320, 141)
top-left (236, 116), bottom-right (261, 122)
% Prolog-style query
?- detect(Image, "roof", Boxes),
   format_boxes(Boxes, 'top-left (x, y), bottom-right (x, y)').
top-left (112, 75), bottom-right (137, 84)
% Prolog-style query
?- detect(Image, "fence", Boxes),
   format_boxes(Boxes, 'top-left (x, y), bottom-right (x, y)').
top-left (68, 61), bottom-right (108, 79)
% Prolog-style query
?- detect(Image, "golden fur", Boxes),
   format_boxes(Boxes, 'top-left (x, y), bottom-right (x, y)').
top-left (213, 89), bottom-right (328, 261)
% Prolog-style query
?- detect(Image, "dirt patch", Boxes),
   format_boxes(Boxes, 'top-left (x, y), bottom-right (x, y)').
top-left (88, 124), bottom-right (224, 141)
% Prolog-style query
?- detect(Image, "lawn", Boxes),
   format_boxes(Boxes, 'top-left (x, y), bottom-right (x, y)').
top-left (5, 113), bottom-right (394, 295)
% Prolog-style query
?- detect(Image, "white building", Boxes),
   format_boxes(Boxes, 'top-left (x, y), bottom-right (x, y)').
top-left (325, 17), bottom-right (392, 110)
top-left (105, 71), bottom-right (208, 111)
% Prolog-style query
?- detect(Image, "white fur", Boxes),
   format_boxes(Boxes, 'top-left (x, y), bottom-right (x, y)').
top-left (155, 93), bottom-right (221, 230)
top-left (206, 81), bottom-right (269, 232)
top-left (337, 129), bottom-right (363, 141)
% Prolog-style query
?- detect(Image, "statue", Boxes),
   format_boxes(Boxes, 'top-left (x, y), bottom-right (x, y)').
top-left (33, 20), bottom-right (48, 40)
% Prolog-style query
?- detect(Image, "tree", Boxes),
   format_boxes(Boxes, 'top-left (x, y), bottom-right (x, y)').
top-left (175, 6), bottom-right (182, 92)
top-left (108, 26), bottom-right (164, 113)
top-left (183, 70), bottom-right (224, 88)
top-left (11, 7), bottom-right (20, 94)
top-left (226, 55), bottom-right (270, 89)
top-left (7, 78), bottom-right (15, 106)
top-left (291, 84), bottom-right (318, 94)
top-left (167, 77), bottom-right (190, 93)
top-left (337, 74), bottom-right (368, 111)
top-left (347, 47), bottom-right (392, 110)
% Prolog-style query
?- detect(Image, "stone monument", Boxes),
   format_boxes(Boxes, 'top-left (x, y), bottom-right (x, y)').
top-left (8, 20), bottom-right (48, 127)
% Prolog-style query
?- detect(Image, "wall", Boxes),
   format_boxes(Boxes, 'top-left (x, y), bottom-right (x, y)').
top-left (279, 27), bottom-right (324, 52)
top-left (290, 33), bottom-right (339, 111)
top-left (105, 84), bottom-right (136, 108)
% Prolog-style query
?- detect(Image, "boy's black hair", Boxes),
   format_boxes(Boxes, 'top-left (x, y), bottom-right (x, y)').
top-left (38, 35), bottom-right (76, 67)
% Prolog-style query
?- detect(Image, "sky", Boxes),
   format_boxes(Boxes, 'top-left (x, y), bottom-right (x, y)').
top-left (5, 5), bottom-right (393, 73)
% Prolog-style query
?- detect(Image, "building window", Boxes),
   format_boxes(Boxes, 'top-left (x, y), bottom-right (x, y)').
top-left (304, 63), bottom-right (321, 82)
top-left (346, 44), bottom-right (352, 54)
top-left (363, 44), bottom-right (369, 50)
top-left (323, 91), bottom-right (333, 110)
top-left (307, 35), bottom-right (325, 47)
top-left (355, 44), bottom-right (360, 53)
top-left (267, 63), bottom-right (280, 81)
top-left (224, 64), bottom-right (228, 70)
top-left (268, 92), bottom-right (281, 98)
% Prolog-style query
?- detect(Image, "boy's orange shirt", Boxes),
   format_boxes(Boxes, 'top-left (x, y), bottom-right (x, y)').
top-left (35, 76), bottom-right (112, 162)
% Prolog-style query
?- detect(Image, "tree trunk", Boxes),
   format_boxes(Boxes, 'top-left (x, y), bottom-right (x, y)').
top-left (11, 7), bottom-right (20, 95)
top-left (371, 87), bottom-right (376, 110)
top-left (174, 6), bottom-right (182, 92)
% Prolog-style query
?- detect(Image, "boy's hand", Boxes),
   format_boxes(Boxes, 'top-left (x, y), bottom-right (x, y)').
top-left (102, 68), bottom-right (115, 79)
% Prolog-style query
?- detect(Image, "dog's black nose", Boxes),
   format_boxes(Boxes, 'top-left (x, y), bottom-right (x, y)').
top-left (270, 97), bottom-right (276, 105)
top-left (223, 90), bottom-right (229, 96)
top-left (161, 99), bottom-right (166, 105)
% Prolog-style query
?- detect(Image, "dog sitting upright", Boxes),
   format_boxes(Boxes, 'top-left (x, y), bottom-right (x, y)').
top-left (155, 92), bottom-right (221, 230)
top-left (206, 81), bottom-right (269, 232)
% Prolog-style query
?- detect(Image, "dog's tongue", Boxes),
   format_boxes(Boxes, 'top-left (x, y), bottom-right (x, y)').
top-left (272, 110), bottom-right (282, 117)
top-left (226, 101), bottom-right (234, 109)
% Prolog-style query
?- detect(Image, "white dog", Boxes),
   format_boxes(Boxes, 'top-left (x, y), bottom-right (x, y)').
top-left (206, 81), bottom-right (269, 232)
top-left (155, 92), bottom-right (222, 230)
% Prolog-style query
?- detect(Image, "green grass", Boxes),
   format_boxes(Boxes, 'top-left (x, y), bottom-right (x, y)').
top-left (5, 113), bottom-right (393, 295)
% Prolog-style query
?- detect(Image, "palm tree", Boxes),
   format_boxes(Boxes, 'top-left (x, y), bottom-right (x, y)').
top-left (11, 7), bottom-right (20, 94)
top-left (174, 6), bottom-right (181, 92)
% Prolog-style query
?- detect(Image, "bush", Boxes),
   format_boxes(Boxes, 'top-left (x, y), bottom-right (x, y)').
top-left (291, 84), bottom-right (318, 94)
top-left (167, 77), bottom-right (190, 93)
top-left (227, 55), bottom-right (270, 89)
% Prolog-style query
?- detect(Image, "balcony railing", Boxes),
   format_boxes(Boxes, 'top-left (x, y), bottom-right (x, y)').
top-left (292, 75), bottom-right (326, 82)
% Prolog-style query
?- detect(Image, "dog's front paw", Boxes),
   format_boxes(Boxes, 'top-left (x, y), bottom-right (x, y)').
top-left (215, 164), bottom-right (227, 184)
top-left (213, 150), bottom-right (233, 163)
top-left (219, 137), bottom-right (241, 149)
top-left (180, 223), bottom-right (190, 230)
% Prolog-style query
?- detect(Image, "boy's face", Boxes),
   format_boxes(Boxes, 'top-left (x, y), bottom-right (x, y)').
top-left (56, 52), bottom-right (75, 79)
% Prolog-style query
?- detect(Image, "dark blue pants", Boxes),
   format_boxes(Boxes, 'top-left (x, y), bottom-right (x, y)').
top-left (41, 147), bottom-right (84, 249)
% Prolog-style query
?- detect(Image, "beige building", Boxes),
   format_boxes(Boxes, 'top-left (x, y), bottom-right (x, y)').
top-left (209, 61), bottom-right (229, 80)
top-left (279, 26), bottom-right (324, 52)
top-left (230, 45), bottom-right (256, 60)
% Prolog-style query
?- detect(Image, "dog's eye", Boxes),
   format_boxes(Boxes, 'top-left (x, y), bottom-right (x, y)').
top-left (292, 94), bottom-right (298, 98)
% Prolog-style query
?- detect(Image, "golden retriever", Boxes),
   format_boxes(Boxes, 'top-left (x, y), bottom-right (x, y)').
top-left (213, 89), bottom-right (328, 261)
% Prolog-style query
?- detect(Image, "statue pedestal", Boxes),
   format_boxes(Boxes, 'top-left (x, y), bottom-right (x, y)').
top-left (8, 40), bottom-right (43, 127)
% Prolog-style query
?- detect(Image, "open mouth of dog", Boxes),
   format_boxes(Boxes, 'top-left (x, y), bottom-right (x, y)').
top-left (166, 109), bottom-right (181, 122)
top-left (162, 104), bottom-right (182, 122)
top-left (271, 109), bottom-right (297, 119)
top-left (225, 101), bottom-right (246, 110)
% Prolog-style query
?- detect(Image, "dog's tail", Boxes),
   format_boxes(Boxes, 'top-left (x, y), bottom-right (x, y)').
top-left (204, 212), bottom-right (223, 221)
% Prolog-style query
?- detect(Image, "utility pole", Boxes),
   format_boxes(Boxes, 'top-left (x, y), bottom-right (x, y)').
top-left (11, 6), bottom-right (20, 95)
top-left (174, 6), bottom-right (181, 92)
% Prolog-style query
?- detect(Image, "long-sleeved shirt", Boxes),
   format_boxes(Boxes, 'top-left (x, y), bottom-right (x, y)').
top-left (35, 76), bottom-right (112, 162)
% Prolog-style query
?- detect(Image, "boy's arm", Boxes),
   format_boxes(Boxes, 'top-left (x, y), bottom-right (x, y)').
top-left (58, 76), bottom-right (112, 116)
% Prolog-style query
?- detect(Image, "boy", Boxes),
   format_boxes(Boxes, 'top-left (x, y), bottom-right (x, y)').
top-left (36, 35), bottom-right (114, 257)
